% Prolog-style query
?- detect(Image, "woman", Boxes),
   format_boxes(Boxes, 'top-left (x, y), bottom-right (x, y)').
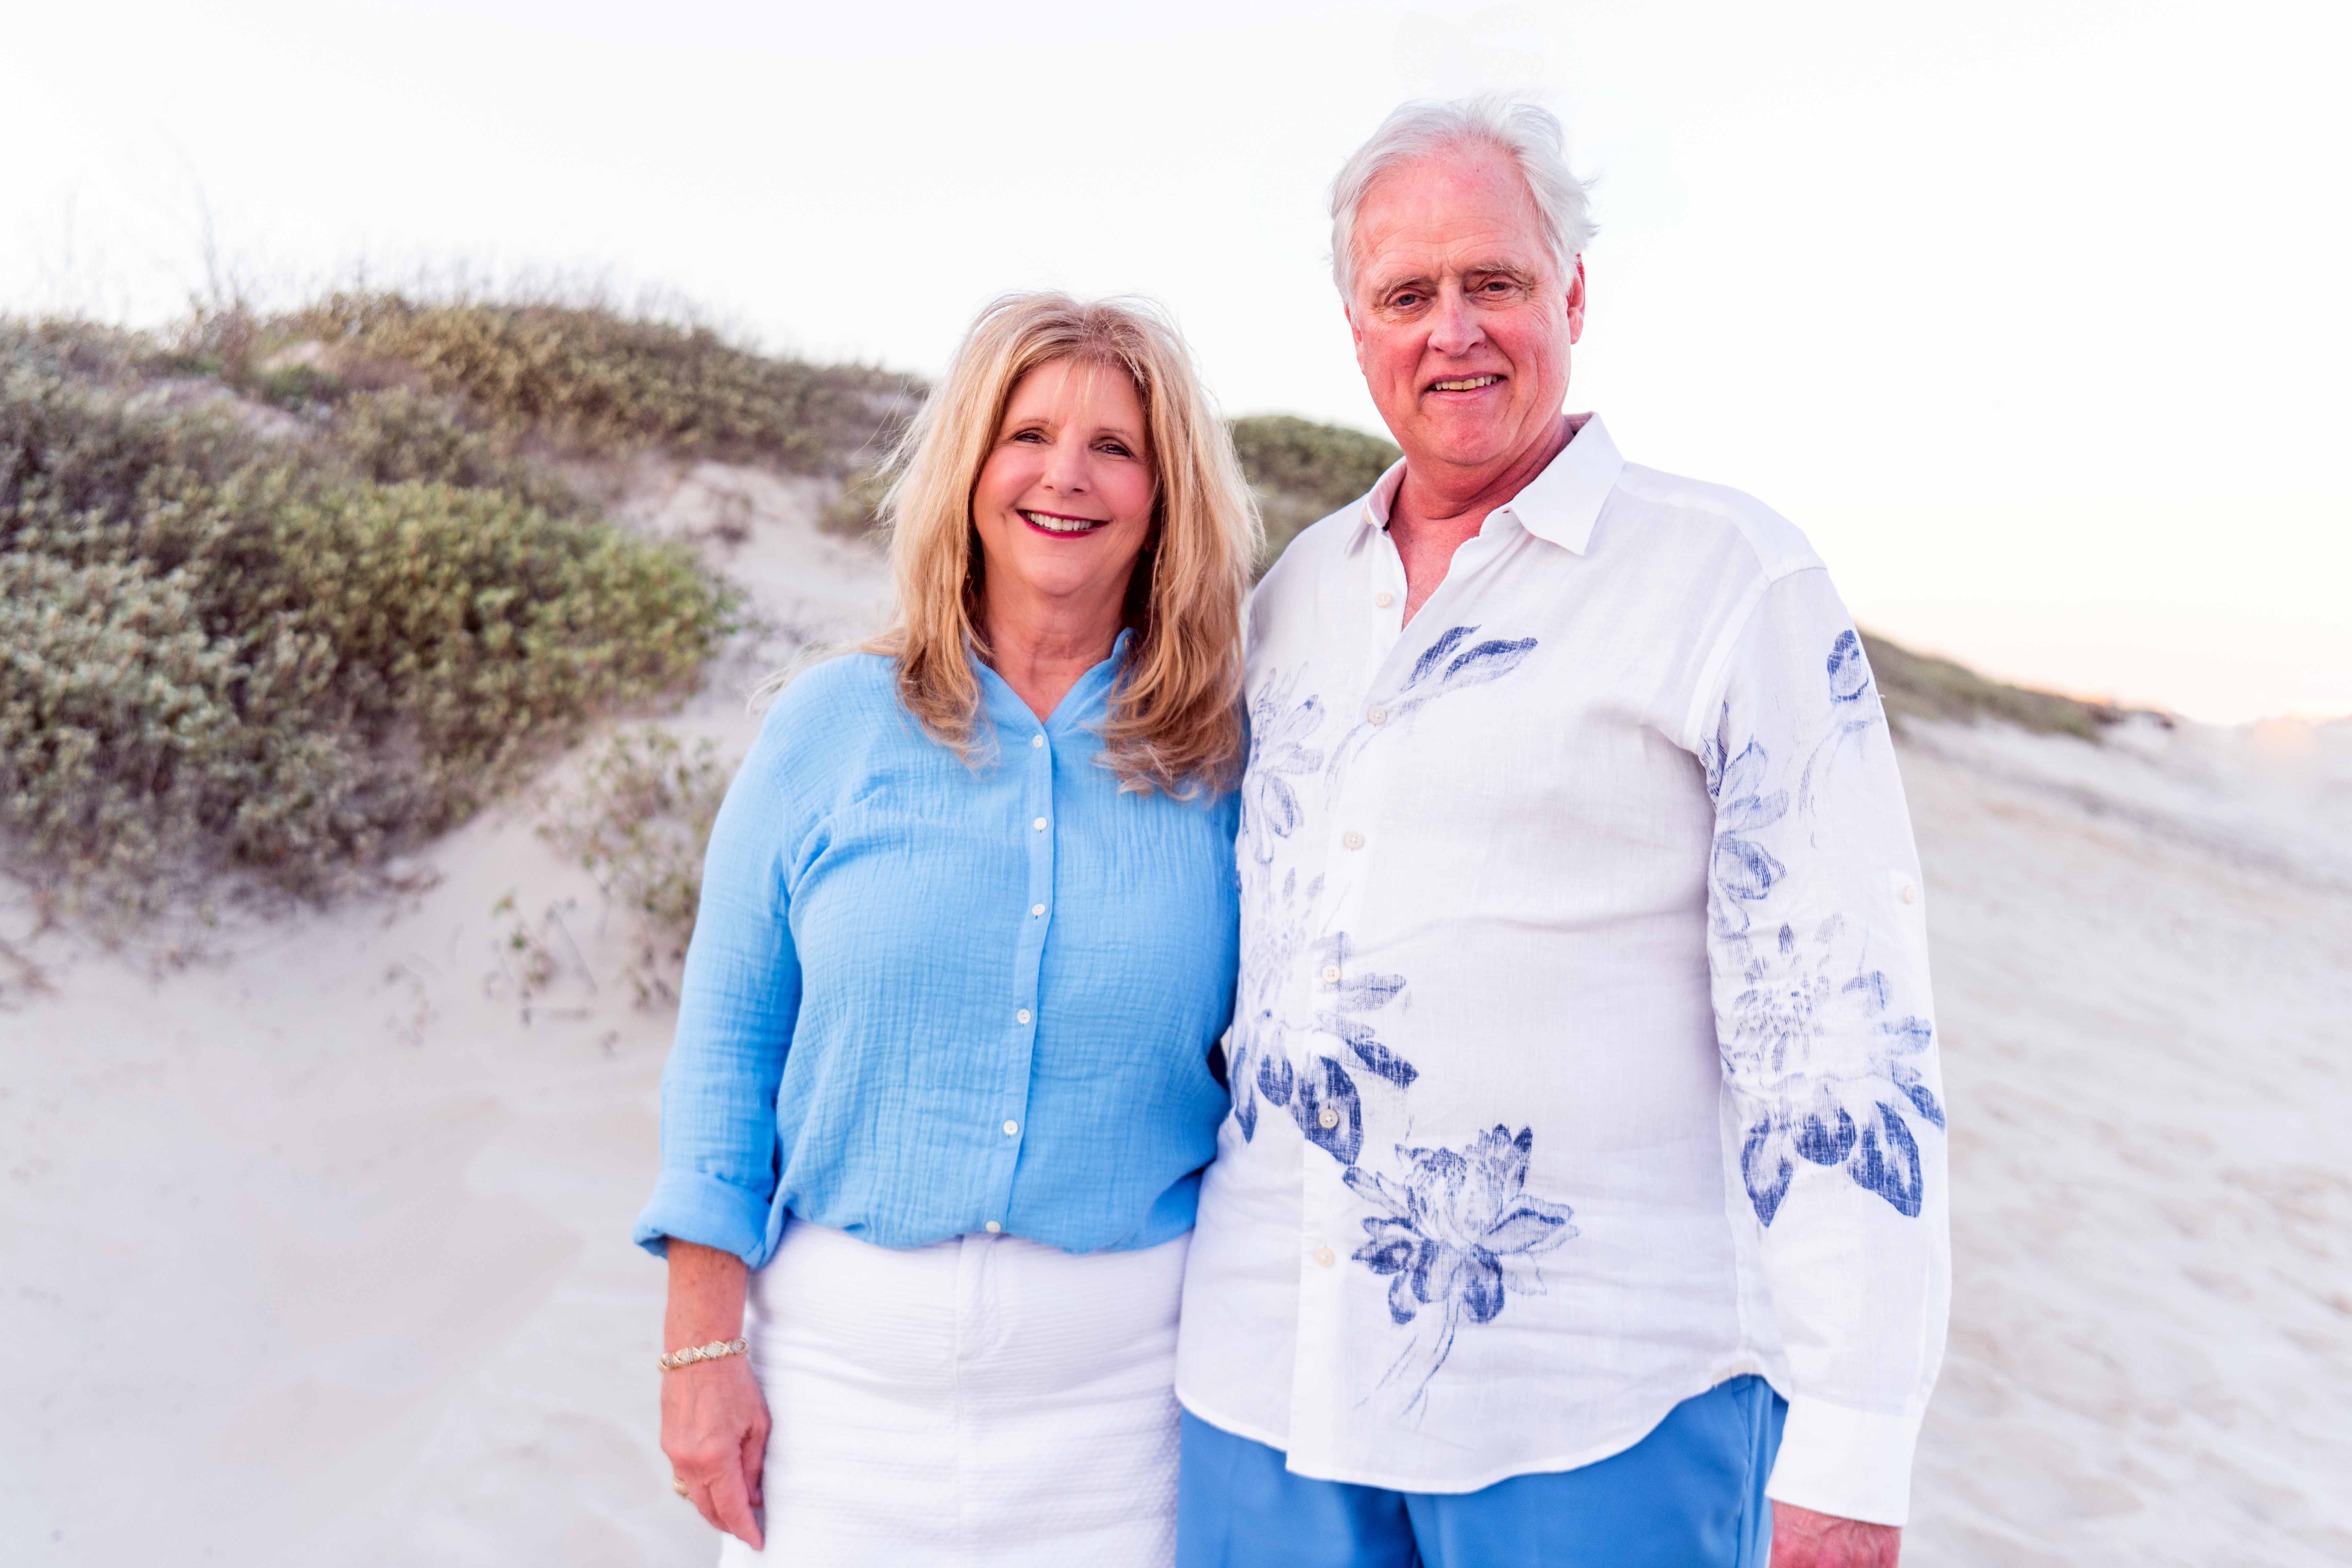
top-left (633, 292), bottom-right (1258, 1566)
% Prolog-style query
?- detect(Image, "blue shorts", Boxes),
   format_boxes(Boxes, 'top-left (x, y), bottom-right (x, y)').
top-left (1176, 1376), bottom-right (1786, 1568)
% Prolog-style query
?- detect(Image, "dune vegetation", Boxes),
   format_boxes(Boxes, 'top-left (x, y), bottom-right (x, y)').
top-left (255, 294), bottom-right (922, 471)
top-left (1227, 413), bottom-right (1402, 569)
top-left (1862, 632), bottom-right (2123, 741)
top-left (0, 299), bottom-right (890, 908)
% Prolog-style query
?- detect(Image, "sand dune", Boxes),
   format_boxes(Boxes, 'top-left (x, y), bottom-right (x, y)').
top-left (2, 469), bottom-right (2346, 1565)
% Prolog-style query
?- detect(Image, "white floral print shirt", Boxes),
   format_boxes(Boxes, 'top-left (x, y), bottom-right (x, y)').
top-left (1175, 416), bottom-right (1949, 1526)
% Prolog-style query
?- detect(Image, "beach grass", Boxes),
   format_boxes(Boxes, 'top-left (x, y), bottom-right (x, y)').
top-left (0, 306), bottom-right (740, 909)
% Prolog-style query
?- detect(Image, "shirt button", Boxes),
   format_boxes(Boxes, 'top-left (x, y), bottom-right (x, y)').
top-left (1032, 816), bottom-right (1048, 831)
top-left (1367, 706), bottom-right (1388, 725)
top-left (1901, 883), bottom-right (1920, 904)
top-left (1016, 1008), bottom-right (1032, 1025)
top-left (1320, 963), bottom-right (1341, 984)
top-left (1374, 590), bottom-right (1394, 609)
top-left (1003, 1120), bottom-right (1020, 1137)
top-left (1032, 734), bottom-right (1045, 748)
top-left (1314, 1245), bottom-right (1336, 1268)
top-left (1031, 903), bottom-right (1047, 917)
top-left (985, 1220), bottom-right (1002, 1233)
top-left (1342, 830), bottom-right (1365, 850)
top-left (1318, 1108), bottom-right (1339, 1130)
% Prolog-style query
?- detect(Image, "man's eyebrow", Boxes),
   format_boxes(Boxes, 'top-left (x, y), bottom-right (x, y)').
top-left (1368, 260), bottom-right (1538, 296)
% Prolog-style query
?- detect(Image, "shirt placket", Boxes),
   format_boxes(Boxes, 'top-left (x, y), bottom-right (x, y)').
top-left (1362, 528), bottom-right (1408, 675)
top-left (1286, 539), bottom-right (1406, 1467)
top-left (987, 720), bottom-right (1055, 1235)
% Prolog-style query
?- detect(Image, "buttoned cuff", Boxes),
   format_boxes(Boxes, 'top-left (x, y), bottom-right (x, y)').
top-left (631, 1169), bottom-right (775, 1267)
top-left (1764, 1396), bottom-right (1922, 1527)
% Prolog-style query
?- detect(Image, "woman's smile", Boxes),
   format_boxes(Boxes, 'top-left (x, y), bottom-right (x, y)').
top-left (1019, 508), bottom-right (1113, 536)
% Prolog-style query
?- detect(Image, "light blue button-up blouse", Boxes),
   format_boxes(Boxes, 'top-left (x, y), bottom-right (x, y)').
top-left (633, 636), bottom-right (1239, 1266)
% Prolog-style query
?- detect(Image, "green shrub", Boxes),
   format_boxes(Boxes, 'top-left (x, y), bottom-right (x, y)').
top-left (537, 727), bottom-right (730, 1004)
top-left (0, 318), bottom-right (161, 384)
top-left (1229, 414), bottom-right (1399, 572)
top-left (0, 366), bottom-right (731, 903)
top-left (253, 361), bottom-right (335, 412)
top-left (275, 293), bottom-right (921, 472)
top-left (1863, 632), bottom-right (2116, 742)
top-left (324, 386), bottom-right (574, 511)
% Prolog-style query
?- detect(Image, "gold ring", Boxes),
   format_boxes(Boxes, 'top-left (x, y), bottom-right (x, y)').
top-left (672, 1476), bottom-right (690, 1497)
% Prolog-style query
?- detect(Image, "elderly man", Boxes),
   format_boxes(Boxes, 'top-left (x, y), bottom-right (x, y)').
top-left (1175, 98), bottom-right (1948, 1568)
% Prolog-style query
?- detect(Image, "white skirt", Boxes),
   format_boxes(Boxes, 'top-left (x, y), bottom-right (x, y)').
top-left (718, 1221), bottom-right (1189, 1568)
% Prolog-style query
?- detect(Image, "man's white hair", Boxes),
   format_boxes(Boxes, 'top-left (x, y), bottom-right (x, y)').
top-left (1329, 94), bottom-right (1596, 306)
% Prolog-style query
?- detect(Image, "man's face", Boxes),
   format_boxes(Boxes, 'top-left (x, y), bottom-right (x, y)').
top-left (1347, 144), bottom-right (1585, 479)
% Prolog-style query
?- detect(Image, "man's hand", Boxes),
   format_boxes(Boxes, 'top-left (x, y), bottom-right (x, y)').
top-left (1771, 1501), bottom-right (1901, 1567)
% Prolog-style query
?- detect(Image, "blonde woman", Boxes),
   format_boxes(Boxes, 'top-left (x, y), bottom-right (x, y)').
top-left (633, 293), bottom-right (1258, 1566)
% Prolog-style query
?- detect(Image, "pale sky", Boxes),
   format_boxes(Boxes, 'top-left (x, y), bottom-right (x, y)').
top-left (6, 0), bottom-right (2346, 721)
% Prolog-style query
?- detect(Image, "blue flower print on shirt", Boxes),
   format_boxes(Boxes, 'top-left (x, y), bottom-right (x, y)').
top-left (1344, 1126), bottom-right (1578, 1407)
top-left (1234, 633), bottom-right (1574, 1415)
top-left (1229, 666), bottom-right (1329, 1148)
top-left (1826, 630), bottom-right (1871, 703)
top-left (1227, 861), bottom-right (1321, 1145)
top-left (1291, 1054), bottom-right (1365, 1164)
top-left (1724, 913), bottom-right (1942, 1223)
top-left (1796, 630), bottom-right (1891, 823)
top-left (1708, 738), bottom-right (1790, 926)
top-left (1240, 669), bottom-right (1326, 867)
top-left (1232, 631), bottom-right (1541, 1160)
top-left (1314, 932), bottom-right (1414, 1088)
top-left (1230, 667), bottom-right (1426, 1159)
top-left (1232, 925), bottom-right (1411, 1163)
top-left (1708, 627), bottom-right (1943, 1225)
top-left (1264, 933), bottom-right (1411, 1165)
top-left (1330, 625), bottom-right (1539, 777)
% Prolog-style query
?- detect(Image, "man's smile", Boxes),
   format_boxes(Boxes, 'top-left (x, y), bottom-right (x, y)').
top-left (1426, 373), bottom-right (1505, 394)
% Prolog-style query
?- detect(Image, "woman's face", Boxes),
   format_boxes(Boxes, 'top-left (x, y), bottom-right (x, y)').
top-left (970, 357), bottom-right (1157, 626)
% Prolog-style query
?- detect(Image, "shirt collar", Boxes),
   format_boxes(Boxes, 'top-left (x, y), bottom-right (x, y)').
top-left (1353, 413), bottom-right (1625, 557)
top-left (975, 626), bottom-right (1135, 734)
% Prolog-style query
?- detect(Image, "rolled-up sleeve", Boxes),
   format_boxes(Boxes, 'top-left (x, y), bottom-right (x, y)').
top-left (631, 712), bottom-right (802, 1266)
top-left (1699, 566), bottom-right (1951, 1527)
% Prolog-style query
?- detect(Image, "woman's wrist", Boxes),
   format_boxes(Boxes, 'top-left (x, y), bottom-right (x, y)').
top-left (658, 1336), bottom-right (750, 1372)
top-left (663, 1238), bottom-right (751, 1348)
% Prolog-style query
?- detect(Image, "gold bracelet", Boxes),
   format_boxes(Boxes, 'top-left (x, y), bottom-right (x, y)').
top-left (658, 1336), bottom-right (748, 1372)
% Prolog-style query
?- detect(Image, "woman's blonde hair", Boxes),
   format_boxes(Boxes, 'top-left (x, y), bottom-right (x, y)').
top-left (865, 292), bottom-right (1259, 797)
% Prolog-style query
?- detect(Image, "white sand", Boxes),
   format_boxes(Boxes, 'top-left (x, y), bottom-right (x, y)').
top-left (1898, 713), bottom-right (2352, 1567)
top-left (2, 472), bottom-right (2346, 1565)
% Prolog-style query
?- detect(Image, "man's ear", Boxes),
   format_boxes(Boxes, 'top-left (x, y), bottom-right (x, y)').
top-left (1565, 256), bottom-right (1588, 346)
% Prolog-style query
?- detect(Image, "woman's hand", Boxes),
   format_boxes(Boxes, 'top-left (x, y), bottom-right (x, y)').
top-left (663, 1354), bottom-right (771, 1547)
top-left (659, 1241), bottom-right (769, 1548)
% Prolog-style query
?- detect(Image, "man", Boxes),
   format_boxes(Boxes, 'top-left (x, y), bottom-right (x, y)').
top-left (1175, 97), bottom-right (1948, 1568)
